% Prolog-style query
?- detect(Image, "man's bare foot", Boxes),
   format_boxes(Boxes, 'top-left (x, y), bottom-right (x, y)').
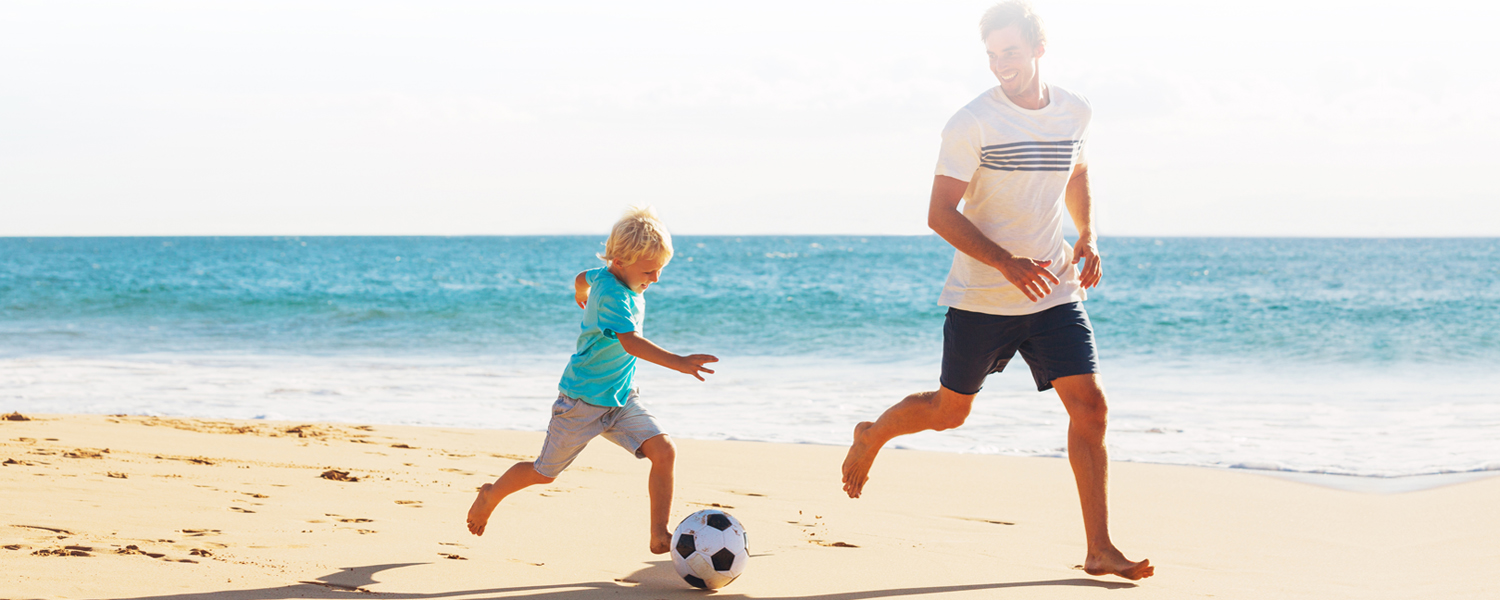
top-left (466, 483), bottom-right (500, 536)
top-left (1083, 547), bottom-right (1154, 580)
top-left (649, 528), bottom-right (672, 554)
top-left (841, 421), bottom-right (881, 498)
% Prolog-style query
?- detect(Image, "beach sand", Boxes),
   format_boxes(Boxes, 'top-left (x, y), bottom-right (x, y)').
top-left (2, 413), bottom-right (1496, 599)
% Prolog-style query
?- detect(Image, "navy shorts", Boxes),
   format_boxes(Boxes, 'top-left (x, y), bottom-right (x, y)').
top-left (940, 302), bottom-right (1100, 394)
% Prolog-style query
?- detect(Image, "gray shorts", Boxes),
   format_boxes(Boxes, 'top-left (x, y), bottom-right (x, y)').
top-left (532, 392), bottom-right (665, 478)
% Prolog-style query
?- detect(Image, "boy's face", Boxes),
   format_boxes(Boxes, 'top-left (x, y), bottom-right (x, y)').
top-left (984, 24), bottom-right (1045, 100)
top-left (611, 254), bottom-right (670, 294)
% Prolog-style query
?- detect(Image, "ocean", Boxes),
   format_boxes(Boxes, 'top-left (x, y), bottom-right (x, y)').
top-left (2, 236), bottom-right (1497, 479)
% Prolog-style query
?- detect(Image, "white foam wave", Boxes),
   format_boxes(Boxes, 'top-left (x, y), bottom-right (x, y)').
top-left (2, 354), bottom-right (1496, 479)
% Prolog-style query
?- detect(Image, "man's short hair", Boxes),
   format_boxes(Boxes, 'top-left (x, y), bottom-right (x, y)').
top-left (979, 1), bottom-right (1047, 47)
top-left (599, 205), bottom-right (673, 266)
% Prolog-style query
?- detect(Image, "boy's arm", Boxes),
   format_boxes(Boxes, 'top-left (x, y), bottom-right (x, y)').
top-left (616, 331), bottom-right (718, 381)
top-left (573, 271), bottom-right (590, 309)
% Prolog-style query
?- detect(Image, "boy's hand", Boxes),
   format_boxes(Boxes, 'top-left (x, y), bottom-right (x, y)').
top-left (673, 354), bottom-right (719, 381)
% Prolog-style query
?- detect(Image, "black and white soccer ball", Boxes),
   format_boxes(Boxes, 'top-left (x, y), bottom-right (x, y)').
top-left (670, 509), bottom-right (748, 589)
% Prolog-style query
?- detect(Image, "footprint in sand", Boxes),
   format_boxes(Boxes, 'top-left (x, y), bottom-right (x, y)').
top-left (230, 507), bottom-right (256, 513)
top-left (14, 525), bottom-right (74, 535)
top-left (33, 547), bottom-right (93, 557)
top-left (951, 516), bottom-right (1016, 526)
top-left (394, 500), bottom-right (422, 507)
top-left (728, 490), bottom-right (766, 497)
top-left (687, 501), bottom-right (734, 509)
top-left (320, 470), bottom-right (359, 482)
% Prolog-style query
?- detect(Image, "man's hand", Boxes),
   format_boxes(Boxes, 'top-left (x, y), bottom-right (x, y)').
top-left (995, 255), bottom-right (1060, 302)
top-left (671, 354), bottom-right (719, 382)
top-left (1072, 237), bottom-right (1103, 289)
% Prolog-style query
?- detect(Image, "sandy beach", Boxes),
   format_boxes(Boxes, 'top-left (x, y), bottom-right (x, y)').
top-left (2, 413), bottom-right (1496, 599)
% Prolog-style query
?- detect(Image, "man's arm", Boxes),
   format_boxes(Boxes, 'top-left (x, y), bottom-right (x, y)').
top-left (928, 174), bottom-right (1059, 302)
top-left (616, 331), bottom-right (718, 381)
top-left (1064, 164), bottom-right (1102, 289)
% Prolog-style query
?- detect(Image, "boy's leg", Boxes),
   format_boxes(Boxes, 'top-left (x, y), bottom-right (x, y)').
top-left (600, 395), bottom-right (673, 554)
top-left (637, 434), bottom-right (676, 554)
top-left (467, 394), bottom-right (603, 536)
top-left (841, 386), bottom-right (975, 498)
top-left (1051, 374), bottom-right (1153, 580)
top-left (466, 462), bottom-right (556, 536)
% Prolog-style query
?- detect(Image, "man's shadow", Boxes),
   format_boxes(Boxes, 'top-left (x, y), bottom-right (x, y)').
top-left (102, 560), bottom-right (1136, 600)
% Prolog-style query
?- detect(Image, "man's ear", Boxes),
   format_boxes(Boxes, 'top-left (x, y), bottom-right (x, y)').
top-left (1034, 43), bottom-right (1046, 60)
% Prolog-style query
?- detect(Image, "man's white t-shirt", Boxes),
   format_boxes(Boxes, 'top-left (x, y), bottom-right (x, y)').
top-left (934, 84), bottom-right (1092, 316)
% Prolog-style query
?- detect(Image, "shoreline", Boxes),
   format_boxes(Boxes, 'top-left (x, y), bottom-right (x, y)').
top-left (6, 404), bottom-right (1494, 492)
top-left (3, 413), bottom-right (1498, 599)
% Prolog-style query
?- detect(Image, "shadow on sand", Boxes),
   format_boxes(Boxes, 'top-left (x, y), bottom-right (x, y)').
top-left (97, 560), bottom-right (1137, 600)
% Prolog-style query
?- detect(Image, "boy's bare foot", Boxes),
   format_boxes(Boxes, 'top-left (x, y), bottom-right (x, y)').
top-left (649, 528), bottom-right (672, 554)
top-left (841, 421), bottom-right (880, 498)
top-left (1084, 547), bottom-right (1154, 580)
top-left (466, 483), bottom-right (500, 536)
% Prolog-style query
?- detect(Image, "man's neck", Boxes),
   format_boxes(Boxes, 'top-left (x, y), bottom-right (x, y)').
top-left (1005, 80), bottom-right (1049, 111)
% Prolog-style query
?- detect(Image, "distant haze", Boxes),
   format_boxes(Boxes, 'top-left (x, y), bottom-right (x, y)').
top-left (3, 1), bottom-right (1496, 237)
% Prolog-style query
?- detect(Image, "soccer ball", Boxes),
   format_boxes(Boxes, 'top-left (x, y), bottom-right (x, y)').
top-left (670, 509), bottom-right (748, 589)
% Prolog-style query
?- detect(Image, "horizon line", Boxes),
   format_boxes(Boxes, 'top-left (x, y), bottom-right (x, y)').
top-left (4, 233), bottom-right (1499, 240)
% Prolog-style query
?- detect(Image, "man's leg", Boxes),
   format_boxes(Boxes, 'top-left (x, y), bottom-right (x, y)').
top-left (466, 462), bottom-right (556, 536)
top-left (842, 386), bottom-right (975, 498)
top-left (1051, 373), bottom-right (1153, 580)
top-left (638, 434), bottom-right (676, 555)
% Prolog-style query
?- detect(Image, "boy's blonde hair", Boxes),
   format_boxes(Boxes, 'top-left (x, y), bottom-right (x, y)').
top-left (599, 205), bottom-right (674, 266)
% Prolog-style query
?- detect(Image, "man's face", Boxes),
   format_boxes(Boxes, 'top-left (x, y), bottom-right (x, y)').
top-left (984, 24), bottom-right (1045, 99)
top-left (612, 254), bottom-right (670, 294)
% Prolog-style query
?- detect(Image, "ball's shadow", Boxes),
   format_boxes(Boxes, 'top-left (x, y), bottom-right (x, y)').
top-left (620, 560), bottom-right (696, 589)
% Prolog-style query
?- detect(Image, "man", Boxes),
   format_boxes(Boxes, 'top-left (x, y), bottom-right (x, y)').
top-left (840, 1), bottom-right (1153, 581)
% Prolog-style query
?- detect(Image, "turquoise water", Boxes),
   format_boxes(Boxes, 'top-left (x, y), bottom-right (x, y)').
top-left (2, 236), bottom-right (1497, 477)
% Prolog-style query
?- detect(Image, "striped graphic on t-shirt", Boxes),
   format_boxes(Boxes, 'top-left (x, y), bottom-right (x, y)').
top-left (979, 140), bottom-right (1080, 172)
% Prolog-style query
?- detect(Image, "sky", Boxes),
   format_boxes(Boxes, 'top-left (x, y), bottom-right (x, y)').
top-left (2, 0), bottom-right (1497, 237)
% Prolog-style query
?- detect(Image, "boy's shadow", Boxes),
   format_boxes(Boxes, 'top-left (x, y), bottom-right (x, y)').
top-left (106, 560), bottom-right (1136, 600)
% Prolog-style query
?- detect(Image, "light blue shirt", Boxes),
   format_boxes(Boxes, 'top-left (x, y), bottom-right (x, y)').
top-left (558, 267), bottom-right (644, 407)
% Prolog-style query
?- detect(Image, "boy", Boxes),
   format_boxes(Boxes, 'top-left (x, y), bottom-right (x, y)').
top-left (466, 206), bottom-right (717, 555)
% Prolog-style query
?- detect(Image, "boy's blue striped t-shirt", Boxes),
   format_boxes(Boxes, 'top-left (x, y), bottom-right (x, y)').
top-left (558, 267), bottom-right (643, 407)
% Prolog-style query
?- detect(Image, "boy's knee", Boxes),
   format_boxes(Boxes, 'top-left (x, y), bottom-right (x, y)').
top-left (526, 462), bottom-right (558, 484)
top-left (642, 435), bottom-right (675, 464)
